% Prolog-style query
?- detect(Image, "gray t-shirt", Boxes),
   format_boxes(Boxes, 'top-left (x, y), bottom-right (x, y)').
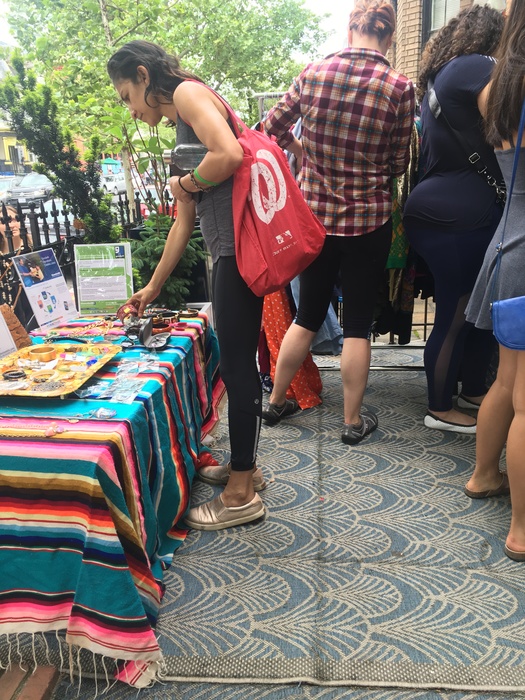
top-left (175, 116), bottom-right (235, 262)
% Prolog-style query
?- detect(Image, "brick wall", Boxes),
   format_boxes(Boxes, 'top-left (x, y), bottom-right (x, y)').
top-left (395, 0), bottom-right (423, 84)
top-left (394, 0), bottom-right (478, 84)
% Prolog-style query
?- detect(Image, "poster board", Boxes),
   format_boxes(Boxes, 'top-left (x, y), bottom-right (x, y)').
top-left (75, 243), bottom-right (134, 315)
top-left (13, 248), bottom-right (78, 330)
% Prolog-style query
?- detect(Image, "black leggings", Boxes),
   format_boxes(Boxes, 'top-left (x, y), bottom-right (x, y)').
top-left (404, 210), bottom-right (500, 411)
top-left (296, 220), bottom-right (393, 338)
top-left (212, 256), bottom-right (264, 472)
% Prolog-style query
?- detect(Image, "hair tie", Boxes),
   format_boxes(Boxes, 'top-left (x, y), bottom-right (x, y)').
top-left (178, 176), bottom-right (194, 195)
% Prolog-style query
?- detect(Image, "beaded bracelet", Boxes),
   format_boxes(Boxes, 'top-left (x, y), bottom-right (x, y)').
top-left (178, 176), bottom-right (194, 195)
top-left (193, 168), bottom-right (219, 187)
top-left (189, 171), bottom-right (211, 192)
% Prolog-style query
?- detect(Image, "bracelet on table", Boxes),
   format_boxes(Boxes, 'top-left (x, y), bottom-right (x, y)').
top-left (193, 168), bottom-right (219, 188)
top-left (178, 176), bottom-right (194, 195)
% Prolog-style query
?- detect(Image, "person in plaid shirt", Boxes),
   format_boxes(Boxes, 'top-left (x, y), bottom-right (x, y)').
top-left (262, 0), bottom-right (415, 445)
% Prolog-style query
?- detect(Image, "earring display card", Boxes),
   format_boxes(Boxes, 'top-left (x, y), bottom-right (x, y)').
top-left (0, 343), bottom-right (121, 397)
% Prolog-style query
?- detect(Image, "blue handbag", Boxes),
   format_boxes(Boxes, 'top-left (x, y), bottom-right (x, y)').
top-left (490, 99), bottom-right (525, 350)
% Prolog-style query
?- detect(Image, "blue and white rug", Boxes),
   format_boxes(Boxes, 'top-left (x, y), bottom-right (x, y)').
top-left (54, 348), bottom-right (525, 697)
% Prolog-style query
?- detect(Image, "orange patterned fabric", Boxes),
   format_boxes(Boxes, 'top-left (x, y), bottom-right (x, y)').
top-left (262, 289), bottom-right (322, 410)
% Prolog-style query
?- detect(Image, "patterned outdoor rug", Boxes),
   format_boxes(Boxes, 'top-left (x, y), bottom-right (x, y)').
top-left (156, 347), bottom-right (525, 694)
top-left (46, 348), bottom-right (525, 697)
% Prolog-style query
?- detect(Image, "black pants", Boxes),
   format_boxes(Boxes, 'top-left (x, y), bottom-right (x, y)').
top-left (404, 208), bottom-right (500, 411)
top-left (296, 220), bottom-right (393, 338)
top-left (212, 256), bottom-right (264, 472)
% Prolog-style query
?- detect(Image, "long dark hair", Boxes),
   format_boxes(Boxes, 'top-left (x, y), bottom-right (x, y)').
top-left (485, 1), bottom-right (525, 147)
top-left (107, 40), bottom-right (202, 108)
top-left (417, 5), bottom-right (504, 102)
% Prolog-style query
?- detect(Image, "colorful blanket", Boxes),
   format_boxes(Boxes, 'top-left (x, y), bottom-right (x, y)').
top-left (0, 315), bottom-right (224, 686)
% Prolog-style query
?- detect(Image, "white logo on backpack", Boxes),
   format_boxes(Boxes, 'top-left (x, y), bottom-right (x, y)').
top-left (250, 149), bottom-right (287, 224)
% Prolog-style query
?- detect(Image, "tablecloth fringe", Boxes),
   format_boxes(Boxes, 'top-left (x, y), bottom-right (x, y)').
top-left (0, 632), bottom-right (165, 693)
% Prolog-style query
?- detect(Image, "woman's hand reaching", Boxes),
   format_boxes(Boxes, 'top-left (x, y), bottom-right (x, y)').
top-left (127, 284), bottom-right (160, 317)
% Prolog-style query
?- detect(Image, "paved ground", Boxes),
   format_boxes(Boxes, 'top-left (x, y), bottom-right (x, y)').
top-left (0, 666), bottom-right (60, 700)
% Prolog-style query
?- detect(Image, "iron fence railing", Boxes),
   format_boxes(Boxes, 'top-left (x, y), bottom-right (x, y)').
top-left (0, 189), bottom-right (177, 329)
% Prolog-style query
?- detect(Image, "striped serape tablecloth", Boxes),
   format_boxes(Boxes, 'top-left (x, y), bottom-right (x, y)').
top-left (0, 314), bottom-right (224, 686)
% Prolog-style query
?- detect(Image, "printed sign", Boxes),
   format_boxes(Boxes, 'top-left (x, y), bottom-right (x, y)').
top-left (13, 248), bottom-right (78, 330)
top-left (75, 243), bottom-right (134, 315)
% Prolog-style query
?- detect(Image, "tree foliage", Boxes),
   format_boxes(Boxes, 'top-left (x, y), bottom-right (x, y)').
top-left (0, 52), bottom-right (121, 242)
top-left (131, 213), bottom-right (206, 309)
top-left (4, 0), bottom-right (326, 141)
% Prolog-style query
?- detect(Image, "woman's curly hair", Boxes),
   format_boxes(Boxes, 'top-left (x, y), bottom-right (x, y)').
top-left (416, 5), bottom-right (504, 102)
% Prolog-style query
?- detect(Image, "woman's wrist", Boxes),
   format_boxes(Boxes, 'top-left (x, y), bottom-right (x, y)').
top-left (178, 175), bottom-right (195, 194)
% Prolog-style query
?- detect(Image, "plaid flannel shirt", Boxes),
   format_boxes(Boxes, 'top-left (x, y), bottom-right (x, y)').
top-left (264, 48), bottom-right (415, 236)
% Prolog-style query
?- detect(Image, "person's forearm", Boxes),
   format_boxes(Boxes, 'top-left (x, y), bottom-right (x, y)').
top-left (148, 206), bottom-right (195, 293)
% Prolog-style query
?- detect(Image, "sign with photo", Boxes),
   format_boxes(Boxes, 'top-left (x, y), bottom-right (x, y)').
top-left (13, 248), bottom-right (78, 330)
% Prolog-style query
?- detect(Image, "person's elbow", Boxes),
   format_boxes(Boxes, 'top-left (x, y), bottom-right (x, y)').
top-left (229, 142), bottom-right (244, 171)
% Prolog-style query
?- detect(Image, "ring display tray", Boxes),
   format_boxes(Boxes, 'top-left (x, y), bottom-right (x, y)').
top-left (0, 343), bottom-right (121, 398)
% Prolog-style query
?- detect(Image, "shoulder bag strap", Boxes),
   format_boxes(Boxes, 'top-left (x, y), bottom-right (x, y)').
top-left (490, 98), bottom-right (525, 305)
top-left (427, 77), bottom-right (506, 203)
top-left (184, 79), bottom-right (248, 139)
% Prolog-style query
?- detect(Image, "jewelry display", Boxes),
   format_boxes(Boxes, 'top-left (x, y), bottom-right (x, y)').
top-left (0, 343), bottom-right (120, 397)
top-left (28, 346), bottom-right (57, 362)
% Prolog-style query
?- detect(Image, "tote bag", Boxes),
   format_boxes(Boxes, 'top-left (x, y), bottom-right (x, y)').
top-left (197, 85), bottom-right (326, 296)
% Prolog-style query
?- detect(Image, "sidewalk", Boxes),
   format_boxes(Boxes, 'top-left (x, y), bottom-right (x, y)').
top-left (0, 666), bottom-right (60, 700)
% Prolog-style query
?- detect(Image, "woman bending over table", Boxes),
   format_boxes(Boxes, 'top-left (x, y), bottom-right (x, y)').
top-left (107, 41), bottom-right (266, 531)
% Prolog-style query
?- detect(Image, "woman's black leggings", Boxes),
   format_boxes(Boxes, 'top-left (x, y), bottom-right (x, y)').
top-left (296, 220), bottom-right (393, 338)
top-left (212, 256), bottom-right (264, 472)
top-left (404, 209), bottom-right (500, 411)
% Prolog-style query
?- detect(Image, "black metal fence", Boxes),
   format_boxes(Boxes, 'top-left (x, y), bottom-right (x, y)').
top-left (0, 189), bottom-right (174, 329)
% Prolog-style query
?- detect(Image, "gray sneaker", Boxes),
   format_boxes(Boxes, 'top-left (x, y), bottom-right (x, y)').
top-left (262, 398), bottom-right (299, 426)
top-left (197, 463), bottom-right (266, 491)
top-left (341, 411), bottom-right (378, 445)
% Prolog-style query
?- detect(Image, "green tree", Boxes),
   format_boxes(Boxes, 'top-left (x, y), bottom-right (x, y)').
top-left (4, 0), bottom-right (326, 139)
top-left (130, 213), bottom-right (206, 310)
top-left (0, 52), bottom-right (121, 242)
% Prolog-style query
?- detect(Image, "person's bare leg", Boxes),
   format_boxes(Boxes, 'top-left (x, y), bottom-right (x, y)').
top-left (465, 346), bottom-right (516, 493)
top-left (268, 324), bottom-right (316, 406)
top-left (505, 350), bottom-right (525, 554)
top-left (341, 337), bottom-right (371, 425)
top-left (221, 468), bottom-right (256, 507)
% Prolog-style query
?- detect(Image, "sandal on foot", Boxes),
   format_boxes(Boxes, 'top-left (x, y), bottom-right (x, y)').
top-left (464, 473), bottom-right (510, 499)
top-left (197, 463), bottom-right (266, 491)
top-left (341, 411), bottom-right (378, 445)
top-left (457, 394), bottom-right (483, 410)
top-left (185, 493), bottom-right (266, 531)
top-left (504, 545), bottom-right (525, 562)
